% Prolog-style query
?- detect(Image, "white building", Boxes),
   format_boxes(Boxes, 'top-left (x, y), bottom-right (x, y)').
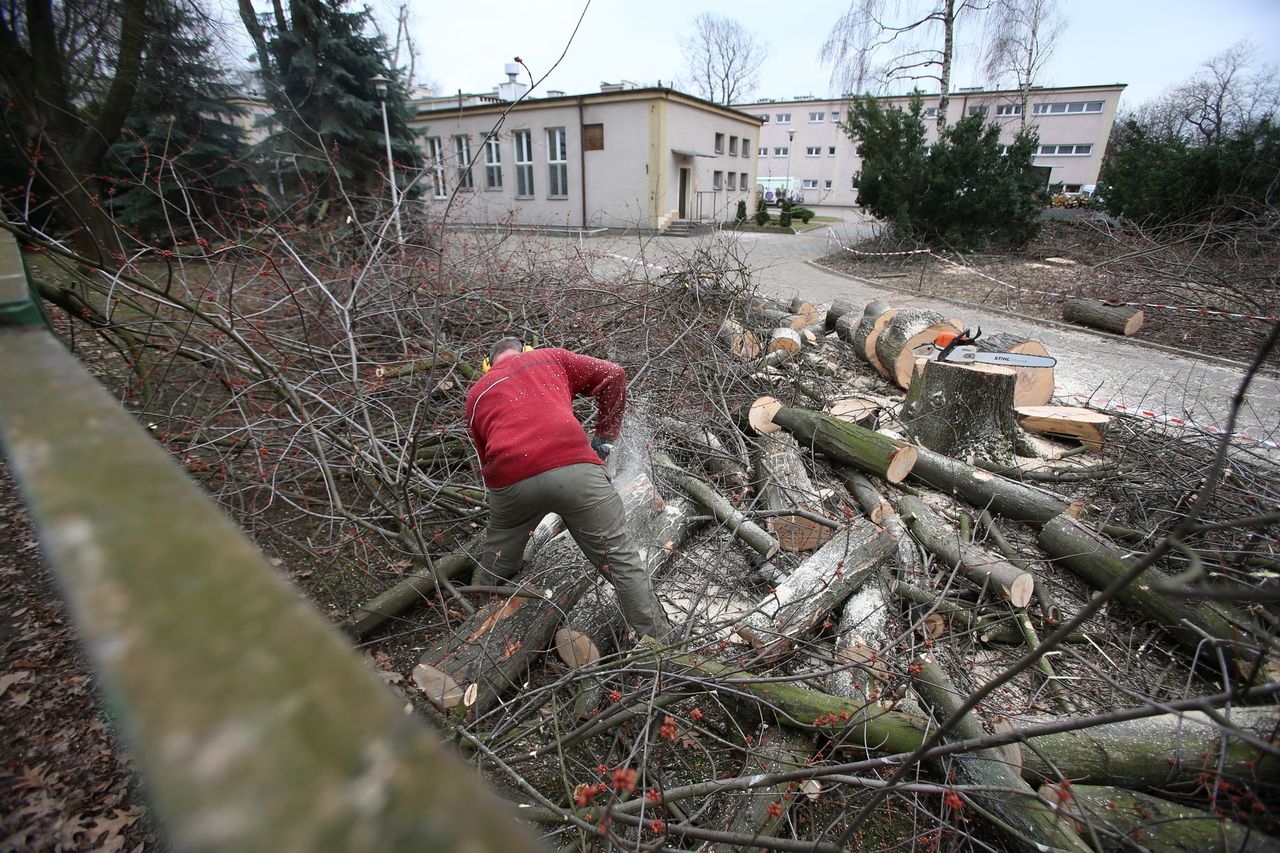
top-left (409, 84), bottom-right (762, 232)
top-left (742, 83), bottom-right (1126, 206)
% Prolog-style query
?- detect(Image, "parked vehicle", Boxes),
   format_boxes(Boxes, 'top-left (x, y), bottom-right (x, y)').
top-left (757, 177), bottom-right (804, 207)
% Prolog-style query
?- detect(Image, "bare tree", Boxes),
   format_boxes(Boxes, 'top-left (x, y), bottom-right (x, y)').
top-left (981, 0), bottom-right (1066, 127)
top-left (820, 0), bottom-right (989, 132)
top-left (1135, 41), bottom-right (1279, 144)
top-left (679, 13), bottom-right (769, 105)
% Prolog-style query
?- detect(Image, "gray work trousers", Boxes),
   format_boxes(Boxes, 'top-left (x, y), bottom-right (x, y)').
top-left (474, 463), bottom-right (671, 640)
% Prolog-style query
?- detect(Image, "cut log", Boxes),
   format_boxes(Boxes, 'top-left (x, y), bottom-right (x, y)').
top-left (347, 533), bottom-right (483, 639)
top-left (753, 432), bottom-right (836, 552)
top-left (974, 333), bottom-right (1055, 407)
top-left (767, 327), bottom-right (803, 355)
top-left (1038, 784), bottom-right (1280, 852)
top-left (842, 299), bottom-right (891, 354)
top-left (744, 395), bottom-right (784, 435)
top-left (768, 405), bottom-right (918, 483)
top-left (862, 308), bottom-right (900, 374)
top-left (836, 469), bottom-right (925, 581)
top-left (891, 580), bottom-right (1027, 645)
top-left (1038, 514), bottom-right (1260, 673)
top-left (1064, 298), bottom-right (1144, 335)
top-left (823, 397), bottom-right (878, 427)
top-left (1015, 406), bottom-right (1111, 451)
top-left (895, 495), bottom-right (1035, 608)
top-left (416, 472), bottom-right (663, 720)
top-left (656, 452), bottom-right (780, 559)
top-left (873, 308), bottom-right (949, 383)
top-left (902, 359), bottom-right (1029, 464)
top-left (910, 655), bottom-right (1093, 853)
top-left (825, 299), bottom-right (857, 331)
top-left (737, 519), bottom-right (897, 660)
top-left (788, 296), bottom-right (823, 327)
top-left (827, 579), bottom-right (893, 700)
top-left (717, 318), bottom-right (762, 360)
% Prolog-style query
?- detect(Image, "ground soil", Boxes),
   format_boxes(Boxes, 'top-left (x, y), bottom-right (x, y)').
top-left (817, 218), bottom-right (1280, 369)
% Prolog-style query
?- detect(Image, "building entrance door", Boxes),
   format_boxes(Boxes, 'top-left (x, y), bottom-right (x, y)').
top-left (678, 168), bottom-right (689, 218)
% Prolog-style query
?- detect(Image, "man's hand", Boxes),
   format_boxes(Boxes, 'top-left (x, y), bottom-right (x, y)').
top-left (590, 434), bottom-right (614, 461)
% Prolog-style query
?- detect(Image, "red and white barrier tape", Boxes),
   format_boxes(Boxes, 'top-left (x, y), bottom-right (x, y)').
top-left (1056, 393), bottom-right (1279, 450)
top-left (829, 232), bottom-right (1279, 324)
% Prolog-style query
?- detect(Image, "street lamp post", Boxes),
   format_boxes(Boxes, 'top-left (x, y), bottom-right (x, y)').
top-left (370, 74), bottom-right (402, 242)
top-left (785, 129), bottom-right (796, 206)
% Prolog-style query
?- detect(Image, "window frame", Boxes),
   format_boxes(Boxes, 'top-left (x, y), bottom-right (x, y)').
top-left (995, 104), bottom-right (1022, 116)
top-left (808, 111), bottom-right (824, 123)
top-left (773, 146), bottom-right (788, 157)
top-left (714, 132), bottom-right (725, 154)
top-left (546, 127), bottom-right (568, 199)
top-left (801, 178), bottom-right (819, 190)
top-left (713, 170), bottom-right (723, 190)
top-left (513, 129), bottom-right (534, 198)
top-left (775, 112), bottom-right (792, 123)
top-left (729, 135), bottom-right (739, 156)
top-left (484, 134), bottom-right (502, 191)
top-left (427, 137), bottom-right (447, 199)
top-left (742, 138), bottom-right (750, 157)
top-left (804, 146), bottom-right (821, 157)
top-left (453, 134), bottom-right (474, 191)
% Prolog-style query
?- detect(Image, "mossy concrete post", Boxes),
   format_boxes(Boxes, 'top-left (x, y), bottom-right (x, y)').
top-left (0, 230), bottom-right (50, 328)
top-left (0, 332), bottom-right (541, 847)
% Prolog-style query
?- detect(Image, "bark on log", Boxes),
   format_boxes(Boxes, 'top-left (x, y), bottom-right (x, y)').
top-left (825, 299), bottom-right (857, 331)
top-left (717, 318), bottom-right (762, 360)
top-left (895, 495), bottom-right (1035, 608)
top-left (1038, 783), bottom-right (1280, 852)
top-left (827, 580), bottom-right (894, 700)
top-left (863, 309), bottom-right (901, 375)
top-left (737, 519), bottom-right (897, 660)
top-left (769, 405), bottom-right (918, 483)
top-left (1038, 514), bottom-right (1258, 673)
top-left (903, 359), bottom-right (1029, 464)
top-left (657, 452), bottom-right (780, 559)
top-left (843, 299), bottom-right (891, 354)
top-left (1064, 298), bottom-right (1144, 335)
top-left (416, 473), bottom-right (663, 720)
top-left (891, 580), bottom-right (1027, 644)
top-left (910, 655), bottom-right (1093, 853)
top-left (720, 725), bottom-right (815, 852)
top-left (348, 533), bottom-right (483, 639)
top-left (873, 308), bottom-right (948, 383)
top-left (909, 441), bottom-right (1075, 524)
top-left (767, 327), bottom-right (803, 355)
top-left (656, 418), bottom-right (750, 488)
top-left (1015, 406), bottom-right (1110, 451)
top-left (788, 297), bottom-right (823, 327)
top-left (974, 333), bottom-right (1055, 407)
top-left (836, 470), bottom-right (924, 578)
top-left (753, 432), bottom-right (836, 552)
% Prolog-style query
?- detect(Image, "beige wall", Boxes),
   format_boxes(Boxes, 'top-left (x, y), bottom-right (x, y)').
top-left (746, 84), bottom-right (1125, 206)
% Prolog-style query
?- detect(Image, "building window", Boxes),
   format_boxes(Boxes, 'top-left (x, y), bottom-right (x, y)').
top-left (740, 171), bottom-right (748, 188)
top-left (583, 123), bottom-right (604, 151)
top-left (776, 112), bottom-right (791, 123)
top-left (427, 137), bottom-right (446, 198)
top-left (453, 135), bottom-right (473, 190)
top-left (996, 104), bottom-right (1022, 116)
top-left (484, 135), bottom-right (502, 190)
top-left (546, 127), bottom-right (568, 197)
top-left (805, 146), bottom-right (821, 156)
top-left (715, 132), bottom-right (725, 153)
top-left (824, 179), bottom-right (832, 189)
top-left (729, 136), bottom-right (739, 156)
top-left (967, 105), bottom-right (988, 117)
top-left (713, 170), bottom-right (723, 190)
top-left (925, 107), bottom-right (939, 118)
top-left (759, 146), bottom-right (768, 157)
top-left (1037, 143), bottom-right (1092, 156)
top-left (773, 147), bottom-right (788, 156)
top-left (802, 179), bottom-right (819, 189)
top-left (1033, 101), bottom-right (1104, 115)
top-left (1064, 183), bottom-right (1083, 193)
top-left (727, 173), bottom-right (736, 191)
top-left (742, 138), bottom-right (750, 157)
top-left (514, 130), bottom-right (534, 198)
top-left (808, 111), bottom-right (824, 122)
top-left (828, 146), bottom-right (836, 156)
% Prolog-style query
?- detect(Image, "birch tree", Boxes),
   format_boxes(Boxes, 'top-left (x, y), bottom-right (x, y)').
top-left (680, 13), bottom-right (769, 105)
top-left (981, 0), bottom-right (1066, 128)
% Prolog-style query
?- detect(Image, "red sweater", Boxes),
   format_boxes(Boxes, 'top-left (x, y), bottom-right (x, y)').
top-left (466, 348), bottom-right (627, 488)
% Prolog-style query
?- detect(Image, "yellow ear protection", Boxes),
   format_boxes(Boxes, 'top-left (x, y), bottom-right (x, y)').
top-left (481, 344), bottom-right (534, 374)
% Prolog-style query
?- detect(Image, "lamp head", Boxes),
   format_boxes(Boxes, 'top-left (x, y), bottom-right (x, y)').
top-left (370, 74), bottom-right (390, 99)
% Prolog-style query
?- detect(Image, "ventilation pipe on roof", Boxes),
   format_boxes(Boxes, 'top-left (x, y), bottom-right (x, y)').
top-left (496, 63), bottom-right (529, 102)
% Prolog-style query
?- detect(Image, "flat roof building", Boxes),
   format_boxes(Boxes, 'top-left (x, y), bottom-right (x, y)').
top-left (741, 83), bottom-right (1125, 207)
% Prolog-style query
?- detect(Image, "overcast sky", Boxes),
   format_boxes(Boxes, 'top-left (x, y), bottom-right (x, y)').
top-left (360, 0), bottom-right (1279, 110)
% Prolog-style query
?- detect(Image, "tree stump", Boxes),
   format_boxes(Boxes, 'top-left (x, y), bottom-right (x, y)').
top-left (974, 332), bottom-right (1055, 407)
top-left (902, 359), bottom-right (1030, 464)
top-left (1063, 298), bottom-right (1144, 335)
top-left (752, 431), bottom-right (835, 552)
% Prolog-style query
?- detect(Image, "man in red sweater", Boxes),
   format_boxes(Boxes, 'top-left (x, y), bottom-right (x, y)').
top-left (465, 338), bottom-right (671, 640)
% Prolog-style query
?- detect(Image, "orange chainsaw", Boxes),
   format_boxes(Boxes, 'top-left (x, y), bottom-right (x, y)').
top-left (911, 328), bottom-right (1056, 368)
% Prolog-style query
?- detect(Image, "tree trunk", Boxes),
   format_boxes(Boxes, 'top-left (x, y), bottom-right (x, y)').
top-left (753, 431), bottom-right (836, 551)
top-left (895, 495), bottom-right (1035, 608)
top-left (863, 309), bottom-right (901, 374)
top-left (1038, 784), bottom-right (1280, 852)
top-left (769, 405), bottom-right (918, 483)
top-left (717, 318), bottom-right (761, 359)
top-left (841, 298), bottom-right (890, 353)
top-left (787, 296), bottom-right (823, 327)
top-left (737, 519), bottom-right (897, 660)
top-left (347, 533), bottom-right (483, 639)
top-left (874, 309), bottom-right (960, 389)
top-left (657, 452), bottom-right (780, 559)
top-left (825, 299), bottom-right (857, 331)
top-left (891, 579), bottom-right (1029, 644)
top-left (719, 725), bottom-right (815, 852)
top-left (1063, 298), bottom-right (1144, 335)
top-left (1016, 406), bottom-right (1110, 451)
top-left (415, 472), bottom-right (664, 720)
top-left (974, 333), bottom-right (1055, 407)
top-left (1038, 514), bottom-right (1259, 674)
top-left (910, 655), bottom-right (1093, 853)
top-left (903, 359), bottom-right (1030, 464)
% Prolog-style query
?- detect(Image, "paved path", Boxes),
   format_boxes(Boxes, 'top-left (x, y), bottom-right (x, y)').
top-left (561, 210), bottom-right (1279, 452)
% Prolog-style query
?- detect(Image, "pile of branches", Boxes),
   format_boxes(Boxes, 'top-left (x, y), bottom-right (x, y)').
top-left (15, 212), bottom-right (1280, 851)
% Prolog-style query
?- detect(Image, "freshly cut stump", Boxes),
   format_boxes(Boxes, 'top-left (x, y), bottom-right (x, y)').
top-left (903, 359), bottom-right (1027, 464)
top-left (825, 299), bottom-right (857, 331)
top-left (1015, 406), bottom-right (1110, 451)
top-left (824, 397), bottom-right (878, 426)
top-left (973, 333), bottom-right (1055, 407)
top-left (1063, 298), bottom-right (1144, 335)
